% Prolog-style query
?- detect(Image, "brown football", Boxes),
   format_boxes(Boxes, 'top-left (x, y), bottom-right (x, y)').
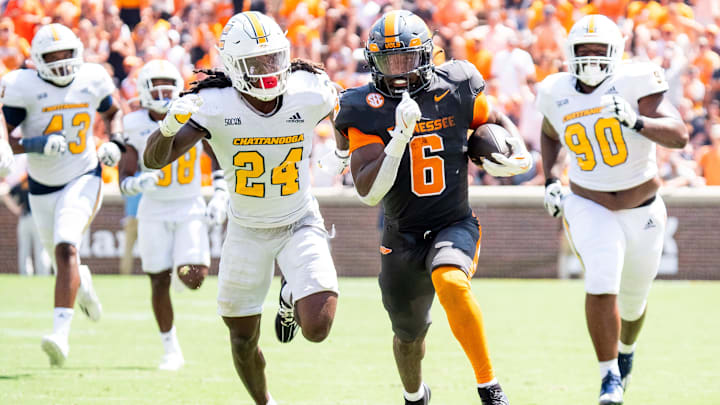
top-left (467, 123), bottom-right (511, 166)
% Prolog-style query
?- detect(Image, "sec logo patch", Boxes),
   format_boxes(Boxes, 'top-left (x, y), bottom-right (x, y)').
top-left (366, 93), bottom-right (385, 108)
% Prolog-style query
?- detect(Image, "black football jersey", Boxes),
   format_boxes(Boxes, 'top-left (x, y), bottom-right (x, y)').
top-left (335, 60), bottom-right (487, 232)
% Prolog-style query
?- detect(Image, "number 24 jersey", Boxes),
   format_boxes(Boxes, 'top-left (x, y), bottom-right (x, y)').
top-left (191, 70), bottom-right (337, 228)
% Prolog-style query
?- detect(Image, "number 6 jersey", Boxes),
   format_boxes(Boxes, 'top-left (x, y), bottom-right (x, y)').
top-left (536, 61), bottom-right (669, 192)
top-left (334, 60), bottom-right (490, 233)
top-left (190, 70), bottom-right (337, 228)
top-left (0, 63), bottom-right (115, 186)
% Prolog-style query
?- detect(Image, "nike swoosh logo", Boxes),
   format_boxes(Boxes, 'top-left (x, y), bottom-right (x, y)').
top-left (434, 90), bottom-right (450, 102)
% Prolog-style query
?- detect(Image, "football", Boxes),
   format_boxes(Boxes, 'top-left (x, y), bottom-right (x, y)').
top-left (467, 124), bottom-right (512, 166)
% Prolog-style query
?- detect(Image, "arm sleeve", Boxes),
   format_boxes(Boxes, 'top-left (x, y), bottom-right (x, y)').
top-left (348, 127), bottom-right (384, 153)
top-left (356, 153), bottom-right (403, 206)
top-left (97, 95), bottom-right (113, 112)
top-left (2, 105), bottom-right (27, 127)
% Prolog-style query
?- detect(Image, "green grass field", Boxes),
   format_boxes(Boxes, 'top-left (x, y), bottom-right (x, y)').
top-left (1, 275), bottom-right (718, 405)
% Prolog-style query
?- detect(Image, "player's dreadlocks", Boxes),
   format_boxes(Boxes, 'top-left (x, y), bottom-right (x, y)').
top-left (182, 59), bottom-right (326, 96)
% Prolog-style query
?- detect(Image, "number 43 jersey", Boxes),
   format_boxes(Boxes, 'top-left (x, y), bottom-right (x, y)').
top-left (536, 61), bottom-right (668, 192)
top-left (191, 70), bottom-right (337, 228)
top-left (0, 63), bottom-right (115, 186)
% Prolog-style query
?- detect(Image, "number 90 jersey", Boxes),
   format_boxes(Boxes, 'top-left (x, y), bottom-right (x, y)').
top-left (191, 70), bottom-right (337, 228)
top-left (123, 109), bottom-right (204, 219)
top-left (335, 60), bottom-right (490, 233)
top-left (536, 62), bottom-right (669, 192)
top-left (0, 64), bottom-right (115, 186)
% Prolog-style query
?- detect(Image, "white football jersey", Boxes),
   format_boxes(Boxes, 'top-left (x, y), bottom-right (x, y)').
top-left (192, 70), bottom-right (337, 228)
top-left (123, 108), bottom-right (205, 220)
top-left (0, 63), bottom-right (114, 186)
top-left (536, 62), bottom-right (669, 191)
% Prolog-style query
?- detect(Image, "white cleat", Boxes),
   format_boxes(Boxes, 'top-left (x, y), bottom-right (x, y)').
top-left (158, 352), bottom-right (185, 371)
top-left (41, 334), bottom-right (69, 367)
top-left (77, 265), bottom-right (102, 322)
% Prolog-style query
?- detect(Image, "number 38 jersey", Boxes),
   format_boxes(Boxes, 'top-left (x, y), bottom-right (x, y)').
top-left (335, 60), bottom-right (490, 233)
top-left (536, 62), bottom-right (669, 192)
top-left (0, 63), bottom-right (115, 186)
top-left (191, 70), bottom-right (337, 228)
top-left (123, 109), bottom-right (204, 221)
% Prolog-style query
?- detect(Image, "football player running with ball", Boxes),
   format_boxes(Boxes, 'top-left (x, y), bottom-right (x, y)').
top-left (334, 10), bottom-right (531, 405)
top-left (537, 15), bottom-right (688, 405)
top-left (143, 12), bottom-right (339, 405)
top-left (118, 59), bottom-right (226, 371)
top-left (0, 23), bottom-right (125, 367)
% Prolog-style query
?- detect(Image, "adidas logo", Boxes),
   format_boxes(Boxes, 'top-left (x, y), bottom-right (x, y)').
top-left (286, 112), bottom-right (304, 123)
top-left (606, 86), bottom-right (618, 94)
top-left (644, 217), bottom-right (656, 230)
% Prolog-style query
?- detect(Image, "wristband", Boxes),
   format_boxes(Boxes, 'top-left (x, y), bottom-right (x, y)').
top-left (335, 149), bottom-right (349, 158)
top-left (109, 132), bottom-right (127, 152)
top-left (545, 177), bottom-right (560, 187)
top-left (19, 137), bottom-right (47, 153)
top-left (632, 118), bottom-right (644, 132)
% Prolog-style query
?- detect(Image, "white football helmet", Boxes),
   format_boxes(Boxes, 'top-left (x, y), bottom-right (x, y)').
top-left (566, 14), bottom-right (625, 87)
top-left (218, 11), bottom-right (291, 101)
top-left (137, 60), bottom-right (184, 114)
top-left (31, 23), bottom-right (84, 86)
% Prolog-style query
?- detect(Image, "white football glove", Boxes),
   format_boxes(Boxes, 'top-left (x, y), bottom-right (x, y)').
top-left (317, 149), bottom-right (350, 176)
top-left (120, 171), bottom-right (160, 196)
top-left (160, 94), bottom-right (203, 137)
top-left (386, 92), bottom-right (421, 158)
top-left (482, 137), bottom-right (532, 177)
top-left (97, 142), bottom-right (122, 167)
top-left (0, 140), bottom-right (15, 178)
top-left (43, 134), bottom-right (68, 156)
top-left (206, 189), bottom-right (228, 225)
top-left (544, 179), bottom-right (566, 218)
top-left (601, 95), bottom-right (638, 129)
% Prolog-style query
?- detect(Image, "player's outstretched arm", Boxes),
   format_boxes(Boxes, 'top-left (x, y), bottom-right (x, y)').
top-left (144, 95), bottom-right (206, 169)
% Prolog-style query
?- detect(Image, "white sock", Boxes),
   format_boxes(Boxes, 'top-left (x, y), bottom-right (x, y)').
top-left (266, 394), bottom-right (277, 405)
top-left (160, 326), bottom-right (182, 355)
top-left (599, 359), bottom-right (620, 379)
top-left (618, 341), bottom-right (636, 354)
top-left (52, 307), bottom-right (74, 340)
top-left (477, 378), bottom-right (498, 389)
top-left (403, 383), bottom-right (426, 402)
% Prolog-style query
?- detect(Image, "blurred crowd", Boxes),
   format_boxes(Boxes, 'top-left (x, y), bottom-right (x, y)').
top-left (1, 0), bottom-right (720, 188)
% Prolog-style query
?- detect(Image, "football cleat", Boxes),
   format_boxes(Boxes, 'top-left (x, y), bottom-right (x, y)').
top-left (41, 333), bottom-right (69, 367)
top-left (158, 352), bottom-right (185, 371)
top-left (274, 277), bottom-right (299, 343)
top-left (77, 265), bottom-right (102, 322)
top-left (405, 383), bottom-right (431, 405)
top-left (478, 383), bottom-right (509, 405)
top-left (618, 352), bottom-right (634, 391)
top-left (599, 371), bottom-right (624, 405)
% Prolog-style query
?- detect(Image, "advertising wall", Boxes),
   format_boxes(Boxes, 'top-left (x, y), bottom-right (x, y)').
top-left (1, 187), bottom-right (718, 279)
